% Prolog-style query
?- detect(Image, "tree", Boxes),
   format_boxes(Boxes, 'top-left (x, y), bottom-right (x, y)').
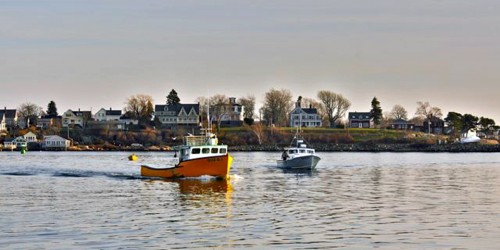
top-left (166, 89), bottom-right (180, 105)
top-left (46, 100), bottom-right (58, 117)
top-left (209, 94), bottom-right (230, 131)
top-left (445, 112), bottom-right (464, 136)
top-left (390, 104), bottom-right (408, 120)
top-left (415, 101), bottom-right (442, 119)
top-left (195, 96), bottom-right (209, 123)
top-left (462, 114), bottom-right (479, 131)
top-left (239, 95), bottom-right (256, 125)
top-left (239, 95), bottom-right (256, 119)
top-left (370, 97), bottom-right (383, 126)
top-left (479, 117), bottom-right (495, 131)
top-left (18, 102), bottom-right (44, 128)
top-left (124, 94), bottom-right (154, 127)
top-left (317, 90), bottom-right (351, 127)
top-left (261, 88), bottom-right (293, 127)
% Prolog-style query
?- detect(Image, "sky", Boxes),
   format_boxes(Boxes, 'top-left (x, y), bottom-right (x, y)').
top-left (1, 0), bottom-right (499, 122)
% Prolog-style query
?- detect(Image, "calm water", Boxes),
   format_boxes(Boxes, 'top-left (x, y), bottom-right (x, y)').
top-left (1, 151), bottom-right (500, 249)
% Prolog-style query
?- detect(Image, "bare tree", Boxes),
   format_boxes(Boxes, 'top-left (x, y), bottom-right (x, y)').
top-left (415, 101), bottom-right (442, 119)
top-left (124, 94), bottom-right (154, 126)
top-left (390, 104), bottom-right (408, 120)
top-left (245, 122), bottom-right (265, 145)
top-left (209, 94), bottom-right (230, 131)
top-left (317, 90), bottom-right (351, 127)
top-left (18, 102), bottom-right (44, 128)
top-left (261, 88), bottom-right (293, 127)
top-left (239, 95), bottom-right (256, 119)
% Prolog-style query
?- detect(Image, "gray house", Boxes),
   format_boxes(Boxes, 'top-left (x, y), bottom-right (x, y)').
top-left (155, 103), bottom-right (200, 128)
top-left (289, 104), bottom-right (322, 128)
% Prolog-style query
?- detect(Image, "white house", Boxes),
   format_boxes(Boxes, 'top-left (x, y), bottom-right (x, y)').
top-left (3, 139), bottom-right (16, 150)
top-left (23, 131), bottom-right (38, 142)
top-left (12, 136), bottom-right (28, 148)
top-left (0, 112), bottom-right (5, 132)
top-left (218, 97), bottom-right (244, 127)
top-left (289, 100), bottom-right (322, 128)
top-left (0, 108), bottom-right (18, 130)
top-left (43, 135), bottom-right (70, 150)
top-left (62, 109), bottom-right (92, 128)
top-left (94, 108), bottom-right (122, 122)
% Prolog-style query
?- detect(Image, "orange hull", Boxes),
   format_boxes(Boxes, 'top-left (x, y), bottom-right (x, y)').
top-left (141, 154), bottom-right (233, 178)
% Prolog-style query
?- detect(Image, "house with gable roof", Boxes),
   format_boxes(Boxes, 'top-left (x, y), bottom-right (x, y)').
top-left (0, 112), bottom-right (6, 132)
top-left (94, 108), bottom-right (122, 122)
top-left (62, 109), bottom-right (92, 128)
top-left (289, 100), bottom-right (322, 128)
top-left (42, 135), bottom-right (70, 150)
top-left (38, 115), bottom-right (62, 129)
top-left (0, 108), bottom-right (18, 131)
top-left (155, 103), bottom-right (200, 128)
top-left (348, 112), bottom-right (373, 128)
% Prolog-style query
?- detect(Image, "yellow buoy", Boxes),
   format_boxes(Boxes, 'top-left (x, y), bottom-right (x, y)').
top-left (128, 154), bottom-right (138, 161)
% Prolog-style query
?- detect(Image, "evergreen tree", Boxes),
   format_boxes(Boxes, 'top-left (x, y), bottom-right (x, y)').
top-left (166, 89), bottom-right (181, 105)
top-left (46, 100), bottom-right (58, 117)
top-left (370, 97), bottom-right (383, 126)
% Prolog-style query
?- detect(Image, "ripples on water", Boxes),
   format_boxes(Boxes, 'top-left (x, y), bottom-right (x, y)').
top-left (1, 151), bottom-right (500, 249)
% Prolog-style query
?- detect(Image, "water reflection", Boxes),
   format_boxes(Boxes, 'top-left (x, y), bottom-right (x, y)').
top-left (281, 168), bottom-right (318, 177)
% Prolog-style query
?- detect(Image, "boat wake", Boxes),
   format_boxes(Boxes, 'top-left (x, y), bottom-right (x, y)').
top-left (1, 169), bottom-right (145, 180)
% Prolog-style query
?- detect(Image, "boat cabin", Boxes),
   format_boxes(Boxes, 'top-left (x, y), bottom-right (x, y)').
top-left (176, 134), bottom-right (228, 162)
top-left (284, 140), bottom-right (316, 159)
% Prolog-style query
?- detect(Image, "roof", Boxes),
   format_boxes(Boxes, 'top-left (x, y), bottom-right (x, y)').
top-left (392, 118), bottom-right (411, 124)
top-left (0, 109), bottom-right (17, 119)
top-left (155, 103), bottom-right (200, 114)
top-left (105, 110), bottom-right (122, 116)
top-left (349, 112), bottom-right (371, 120)
top-left (301, 108), bottom-right (318, 115)
top-left (43, 135), bottom-right (68, 141)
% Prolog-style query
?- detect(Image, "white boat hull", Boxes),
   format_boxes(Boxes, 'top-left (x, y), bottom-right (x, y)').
top-left (277, 155), bottom-right (321, 169)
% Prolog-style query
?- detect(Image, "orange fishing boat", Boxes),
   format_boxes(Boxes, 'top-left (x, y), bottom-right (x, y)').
top-left (141, 130), bottom-right (233, 179)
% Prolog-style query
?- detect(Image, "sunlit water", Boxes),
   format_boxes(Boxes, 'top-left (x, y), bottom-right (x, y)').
top-left (1, 151), bottom-right (500, 249)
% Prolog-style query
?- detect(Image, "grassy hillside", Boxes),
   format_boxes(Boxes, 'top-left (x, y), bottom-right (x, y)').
top-left (217, 126), bottom-right (442, 146)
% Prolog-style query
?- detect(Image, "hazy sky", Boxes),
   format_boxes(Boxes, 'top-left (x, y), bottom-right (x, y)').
top-left (1, 0), bottom-right (499, 122)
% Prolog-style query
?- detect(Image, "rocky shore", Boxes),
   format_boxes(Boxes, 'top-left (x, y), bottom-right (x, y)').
top-left (229, 143), bottom-right (500, 153)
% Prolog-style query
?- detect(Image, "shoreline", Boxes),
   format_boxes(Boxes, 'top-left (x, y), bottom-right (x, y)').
top-left (2, 143), bottom-right (499, 153)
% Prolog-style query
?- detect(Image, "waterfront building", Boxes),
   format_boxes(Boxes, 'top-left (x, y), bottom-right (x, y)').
top-left (0, 108), bottom-right (18, 131)
top-left (289, 101), bottom-right (322, 128)
top-left (94, 108), bottom-right (122, 122)
top-left (42, 135), bottom-right (70, 150)
top-left (62, 109), bottom-right (92, 128)
top-left (218, 97), bottom-right (244, 127)
top-left (154, 103), bottom-right (200, 128)
top-left (390, 119), bottom-right (415, 130)
top-left (348, 112), bottom-right (373, 128)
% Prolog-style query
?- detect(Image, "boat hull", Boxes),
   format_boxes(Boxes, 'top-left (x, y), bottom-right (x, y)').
top-left (141, 154), bottom-right (233, 179)
top-left (277, 155), bottom-right (321, 169)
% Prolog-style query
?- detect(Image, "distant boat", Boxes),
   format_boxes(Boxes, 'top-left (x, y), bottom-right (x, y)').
top-left (277, 129), bottom-right (320, 169)
top-left (460, 129), bottom-right (481, 144)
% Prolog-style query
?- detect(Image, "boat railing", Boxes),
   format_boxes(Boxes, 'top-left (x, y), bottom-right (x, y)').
top-left (184, 136), bottom-right (208, 146)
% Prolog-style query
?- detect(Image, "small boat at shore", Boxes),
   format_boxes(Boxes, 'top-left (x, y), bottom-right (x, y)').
top-left (460, 129), bottom-right (481, 144)
top-left (141, 129), bottom-right (233, 179)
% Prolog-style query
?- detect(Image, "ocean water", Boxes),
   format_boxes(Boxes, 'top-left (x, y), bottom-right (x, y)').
top-left (1, 151), bottom-right (499, 249)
